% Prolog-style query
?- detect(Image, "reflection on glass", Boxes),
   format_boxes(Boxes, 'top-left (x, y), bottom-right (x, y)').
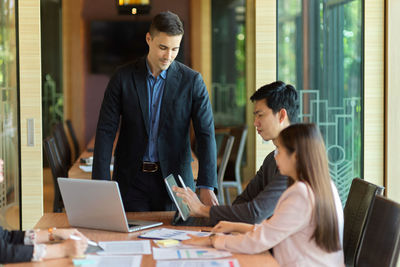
top-left (277, 0), bottom-right (363, 205)
top-left (0, 0), bottom-right (20, 229)
top-left (212, 0), bottom-right (246, 127)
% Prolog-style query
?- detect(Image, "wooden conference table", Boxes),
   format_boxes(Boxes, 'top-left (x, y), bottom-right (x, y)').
top-left (5, 212), bottom-right (279, 267)
top-left (68, 138), bottom-right (199, 179)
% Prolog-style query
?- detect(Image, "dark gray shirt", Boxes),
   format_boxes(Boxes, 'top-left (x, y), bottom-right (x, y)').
top-left (209, 151), bottom-right (288, 225)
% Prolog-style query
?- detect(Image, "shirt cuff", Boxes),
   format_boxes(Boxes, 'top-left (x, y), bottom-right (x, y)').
top-left (197, 185), bottom-right (214, 191)
top-left (24, 229), bottom-right (37, 245)
top-left (32, 244), bottom-right (47, 261)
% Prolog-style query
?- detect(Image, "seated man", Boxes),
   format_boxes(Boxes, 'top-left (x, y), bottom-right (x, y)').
top-left (174, 81), bottom-right (299, 225)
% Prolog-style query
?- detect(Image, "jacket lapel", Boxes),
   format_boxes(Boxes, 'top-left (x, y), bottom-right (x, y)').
top-left (159, 61), bottom-right (182, 131)
top-left (132, 58), bottom-right (150, 135)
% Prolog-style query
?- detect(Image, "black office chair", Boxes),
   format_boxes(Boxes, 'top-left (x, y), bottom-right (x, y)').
top-left (217, 135), bottom-right (235, 205)
top-left (355, 195), bottom-right (400, 267)
top-left (53, 122), bottom-right (72, 169)
top-left (343, 178), bottom-right (384, 267)
top-left (43, 136), bottom-right (68, 212)
top-left (66, 119), bottom-right (80, 160)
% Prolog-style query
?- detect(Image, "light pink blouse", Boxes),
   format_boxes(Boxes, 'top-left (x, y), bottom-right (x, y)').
top-left (213, 181), bottom-right (345, 267)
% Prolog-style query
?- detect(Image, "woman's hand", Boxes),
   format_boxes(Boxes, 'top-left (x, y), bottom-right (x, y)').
top-left (53, 228), bottom-right (85, 241)
top-left (44, 237), bottom-right (88, 259)
top-left (212, 221), bottom-right (254, 234)
top-left (62, 238), bottom-right (88, 258)
top-left (181, 234), bottom-right (212, 247)
top-left (173, 186), bottom-right (211, 217)
top-left (36, 228), bottom-right (88, 243)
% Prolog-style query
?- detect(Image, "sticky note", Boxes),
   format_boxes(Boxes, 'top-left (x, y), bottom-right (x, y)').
top-left (155, 239), bottom-right (180, 247)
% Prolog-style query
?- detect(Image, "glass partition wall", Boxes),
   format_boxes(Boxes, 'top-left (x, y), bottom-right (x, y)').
top-left (277, 0), bottom-right (363, 205)
top-left (0, 0), bottom-right (20, 229)
top-left (212, 0), bottom-right (246, 127)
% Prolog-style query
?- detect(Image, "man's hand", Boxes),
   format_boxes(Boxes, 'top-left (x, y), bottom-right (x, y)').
top-left (199, 188), bottom-right (219, 206)
top-left (173, 186), bottom-right (211, 217)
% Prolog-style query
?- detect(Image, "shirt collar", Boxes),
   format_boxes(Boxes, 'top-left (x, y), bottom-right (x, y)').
top-left (146, 59), bottom-right (167, 80)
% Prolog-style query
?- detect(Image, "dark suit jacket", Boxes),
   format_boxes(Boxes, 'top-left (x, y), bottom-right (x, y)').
top-left (209, 151), bottom-right (288, 225)
top-left (0, 227), bottom-right (33, 263)
top-left (92, 58), bottom-right (217, 196)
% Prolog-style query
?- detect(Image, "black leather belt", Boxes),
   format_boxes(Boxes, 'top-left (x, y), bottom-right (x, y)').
top-left (142, 161), bottom-right (160, 173)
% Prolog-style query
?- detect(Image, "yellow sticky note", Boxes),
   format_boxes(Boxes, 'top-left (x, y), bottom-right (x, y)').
top-left (155, 239), bottom-right (180, 247)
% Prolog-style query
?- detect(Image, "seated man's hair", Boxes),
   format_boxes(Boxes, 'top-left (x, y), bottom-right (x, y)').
top-left (250, 81), bottom-right (300, 123)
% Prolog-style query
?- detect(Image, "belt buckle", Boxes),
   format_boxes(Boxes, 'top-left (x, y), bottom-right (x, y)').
top-left (142, 161), bottom-right (158, 173)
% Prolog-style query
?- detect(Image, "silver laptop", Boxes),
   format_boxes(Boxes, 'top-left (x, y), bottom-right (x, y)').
top-left (58, 178), bottom-right (162, 232)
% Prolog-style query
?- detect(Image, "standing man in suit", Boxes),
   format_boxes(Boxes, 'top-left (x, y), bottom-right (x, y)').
top-left (92, 11), bottom-right (218, 211)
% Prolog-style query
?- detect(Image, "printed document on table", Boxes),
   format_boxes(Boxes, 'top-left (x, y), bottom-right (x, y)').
top-left (98, 240), bottom-right (151, 255)
top-left (139, 228), bottom-right (210, 241)
top-left (152, 247), bottom-right (232, 260)
top-left (156, 259), bottom-right (240, 267)
top-left (74, 255), bottom-right (142, 267)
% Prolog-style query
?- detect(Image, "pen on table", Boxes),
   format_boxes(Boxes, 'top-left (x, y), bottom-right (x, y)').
top-left (178, 175), bottom-right (187, 190)
top-left (70, 234), bottom-right (98, 246)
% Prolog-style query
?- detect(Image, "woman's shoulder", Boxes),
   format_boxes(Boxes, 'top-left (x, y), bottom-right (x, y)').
top-left (287, 181), bottom-right (310, 194)
top-left (282, 181), bottom-right (314, 204)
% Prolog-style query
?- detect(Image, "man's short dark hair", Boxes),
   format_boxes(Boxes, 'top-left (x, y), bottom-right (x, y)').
top-left (250, 81), bottom-right (299, 123)
top-left (149, 11), bottom-right (184, 37)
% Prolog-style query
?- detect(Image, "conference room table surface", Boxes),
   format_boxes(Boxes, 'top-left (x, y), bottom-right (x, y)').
top-left (68, 138), bottom-right (199, 180)
top-left (5, 212), bottom-right (279, 267)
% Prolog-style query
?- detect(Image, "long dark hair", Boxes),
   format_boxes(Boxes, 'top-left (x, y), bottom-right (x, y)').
top-left (279, 123), bottom-right (341, 252)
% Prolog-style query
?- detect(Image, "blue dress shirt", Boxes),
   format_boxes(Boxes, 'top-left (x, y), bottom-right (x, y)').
top-left (143, 61), bottom-right (213, 191)
top-left (143, 61), bottom-right (166, 162)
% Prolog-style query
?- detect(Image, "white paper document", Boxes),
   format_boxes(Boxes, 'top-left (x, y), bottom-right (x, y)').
top-left (152, 247), bottom-right (232, 260)
top-left (156, 259), bottom-right (240, 267)
top-left (98, 240), bottom-right (151, 255)
top-left (79, 165), bottom-right (113, 173)
top-left (76, 255), bottom-right (142, 267)
top-left (139, 228), bottom-right (210, 241)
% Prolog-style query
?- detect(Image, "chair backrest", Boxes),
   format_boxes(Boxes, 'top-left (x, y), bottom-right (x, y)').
top-left (43, 136), bottom-right (68, 212)
top-left (355, 195), bottom-right (400, 267)
top-left (53, 122), bottom-right (72, 169)
top-left (222, 125), bottom-right (248, 184)
top-left (66, 119), bottom-right (80, 160)
top-left (343, 178), bottom-right (384, 267)
top-left (217, 135), bottom-right (235, 205)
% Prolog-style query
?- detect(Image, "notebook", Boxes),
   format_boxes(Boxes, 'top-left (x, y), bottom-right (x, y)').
top-left (57, 178), bottom-right (162, 232)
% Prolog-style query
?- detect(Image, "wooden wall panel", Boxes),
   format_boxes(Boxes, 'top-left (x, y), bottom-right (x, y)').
top-left (386, 0), bottom-right (400, 202)
top-left (254, 0), bottom-right (276, 169)
top-left (63, 0), bottom-right (85, 152)
top-left (190, 0), bottom-right (212, 95)
top-left (18, 0), bottom-right (43, 229)
top-left (364, 0), bottom-right (384, 187)
top-left (242, 0), bottom-right (256, 182)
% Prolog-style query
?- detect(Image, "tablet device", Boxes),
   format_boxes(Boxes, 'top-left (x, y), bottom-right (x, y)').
top-left (164, 174), bottom-right (190, 221)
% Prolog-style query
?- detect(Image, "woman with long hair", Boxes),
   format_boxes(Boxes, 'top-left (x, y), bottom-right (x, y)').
top-left (181, 123), bottom-right (344, 266)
